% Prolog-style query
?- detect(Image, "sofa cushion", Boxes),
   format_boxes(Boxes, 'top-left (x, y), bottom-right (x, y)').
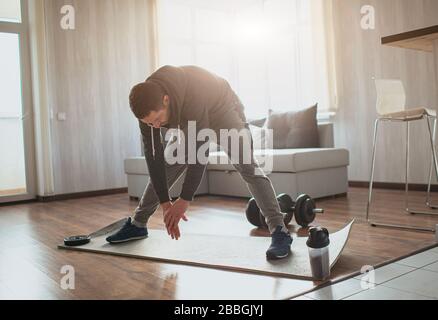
top-left (248, 117), bottom-right (267, 127)
top-left (124, 157), bottom-right (148, 175)
top-left (267, 104), bottom-right (319, 149)
top-left (249, 124), bottom-right (273, 150)
top-left (125, 149), bottom-right (349, 175)
top-left (207, 148), bottom-right (349, 173)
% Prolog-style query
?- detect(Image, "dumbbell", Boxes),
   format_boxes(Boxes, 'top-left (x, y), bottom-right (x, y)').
top-left (245, 193), bottom-right (324, 229)
top-left (245, 194), bottom-right (293, 229)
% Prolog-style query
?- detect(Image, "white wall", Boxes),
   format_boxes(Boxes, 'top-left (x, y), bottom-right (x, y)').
top-left (43, 0), bottom-right (154, 194)
top-left (331, 0), bottom-right (438, 184)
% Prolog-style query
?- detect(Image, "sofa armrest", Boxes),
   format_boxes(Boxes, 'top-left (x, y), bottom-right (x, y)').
top-left (318, 123), bottom-right (334, 148)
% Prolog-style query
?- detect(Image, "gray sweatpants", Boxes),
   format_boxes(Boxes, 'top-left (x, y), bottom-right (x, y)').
top-left (132, 123), bottom-right (286, 234)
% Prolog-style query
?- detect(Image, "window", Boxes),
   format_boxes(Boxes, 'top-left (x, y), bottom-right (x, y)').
top-left (0, 0), bottom-right (21, 23)
top-left (0, 0), bottom-right (34, 201)
top-left (0, 33), bottom-right (26, 196)
top-left (156, 0), bottom-right (333, 118)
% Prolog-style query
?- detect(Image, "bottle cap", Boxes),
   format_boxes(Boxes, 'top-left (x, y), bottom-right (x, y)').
top-left (306, 226), bottom-right (330, 249)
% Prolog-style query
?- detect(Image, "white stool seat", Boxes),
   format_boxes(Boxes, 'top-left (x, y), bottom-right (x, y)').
top-left (379, 107), bottom-right (436, 121)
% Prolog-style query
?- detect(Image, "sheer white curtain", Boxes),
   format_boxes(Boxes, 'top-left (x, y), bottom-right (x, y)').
top-left (155, 0), bottom-right (335, 119)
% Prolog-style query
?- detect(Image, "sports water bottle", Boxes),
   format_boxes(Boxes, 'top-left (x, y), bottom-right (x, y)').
top-left (306, 226), bottom-right (330, 280)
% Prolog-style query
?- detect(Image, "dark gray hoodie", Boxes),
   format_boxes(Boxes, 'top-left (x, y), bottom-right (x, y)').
top-left (139, 65), bottom-right (247, 203)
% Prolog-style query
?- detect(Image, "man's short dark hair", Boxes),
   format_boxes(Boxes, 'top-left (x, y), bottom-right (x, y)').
top-left (129, 81), bottom-right (165, 119)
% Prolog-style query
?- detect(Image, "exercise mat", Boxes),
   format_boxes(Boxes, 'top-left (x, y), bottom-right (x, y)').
top-left (58, 220), bottom-right (354, 280)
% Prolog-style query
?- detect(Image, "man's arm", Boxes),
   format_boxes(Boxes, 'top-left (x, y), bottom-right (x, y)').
top-left (164, 102), bottom-right (210, 239)
top-left (164, 156), bottom-right (207, 240)
top-left (179, 158), bottom-right (208, 201)
top-left (139, 121), bottom-right (171, 204)
top-left (179, 106), bottom-right (210, 201)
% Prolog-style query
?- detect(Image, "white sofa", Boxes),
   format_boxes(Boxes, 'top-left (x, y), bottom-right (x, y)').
top-left (124, 123), bottom-right (349, 200)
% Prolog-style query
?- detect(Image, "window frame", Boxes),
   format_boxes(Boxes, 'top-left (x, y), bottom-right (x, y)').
top-left (0, 0), bottom-right (37, 203)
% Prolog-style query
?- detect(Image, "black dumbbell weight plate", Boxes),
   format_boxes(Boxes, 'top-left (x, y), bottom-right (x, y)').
top-left (294, 194), bottom-right (316, 228)
top-left (64, 235), bottom-right (91, 246)
top-left (277, 193), bottom-right (294, 225)
top-left (246, 198), bottom-right (264, 227)
top-left (258, 211), bottom-right (269, 229)
top-left (277, 193), bottom-right (294, 212)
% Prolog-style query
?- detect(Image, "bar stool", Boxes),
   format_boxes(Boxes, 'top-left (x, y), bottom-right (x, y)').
top-left (366, 79), bottom-right (438, 232)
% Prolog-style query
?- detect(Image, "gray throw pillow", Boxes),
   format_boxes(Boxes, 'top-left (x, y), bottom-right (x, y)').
top-left (248, 117), bottom-right (267, 128)
top-left (267, 104), bottom-right (319, 149)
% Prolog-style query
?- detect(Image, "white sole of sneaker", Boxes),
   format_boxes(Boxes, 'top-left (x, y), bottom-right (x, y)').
top-left (274, 252), bottom-right (289, 258)
top-left (266, 250), bottom-right (291, 260)
top-left (108, 235), bottom-right (148, 244)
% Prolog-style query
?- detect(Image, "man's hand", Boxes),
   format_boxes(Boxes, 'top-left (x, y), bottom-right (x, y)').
top-left (161, 201), bottom-right (173, 213)
top-left (161, 201), bottom-right (174, 235)
top-left (163, 198), bottom-right (189, 240)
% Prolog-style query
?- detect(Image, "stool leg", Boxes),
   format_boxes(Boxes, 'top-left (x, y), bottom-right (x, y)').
top-left (406, 117), bottom-right (438, 217)
top-left (369, 118), bottom-right (435, 232)
top-left (405, 121), bottom-right (410, 212)
top-left (426, 116), bottom-right (438, 209)
top-left (366, 119), bottom-right (380, 224)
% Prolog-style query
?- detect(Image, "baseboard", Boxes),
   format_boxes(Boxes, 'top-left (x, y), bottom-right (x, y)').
top-left (0, 199), bottom-right (37, 207)
top-left (349, 181), bottom-right (438, 192)
top-left (12, 181), bottom-right (437, 204)
top-left (37, 187), bottom-right (128, 202)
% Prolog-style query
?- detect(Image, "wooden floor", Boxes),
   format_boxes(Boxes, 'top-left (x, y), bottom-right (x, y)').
top-left (0, 188), bottom-right (26, 196)
top-left (0, 187), bottom-right (437, 300)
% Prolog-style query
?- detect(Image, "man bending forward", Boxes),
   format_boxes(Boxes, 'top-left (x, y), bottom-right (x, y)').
top-left (106, 65), bottom-right (293, 260)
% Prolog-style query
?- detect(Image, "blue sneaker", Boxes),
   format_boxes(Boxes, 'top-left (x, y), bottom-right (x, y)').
top-left (106, 217), bottom-right (148, 244)
top-left (266, 226), bottom-right (293, 260)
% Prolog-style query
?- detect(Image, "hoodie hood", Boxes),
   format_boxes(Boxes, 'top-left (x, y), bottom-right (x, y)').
top-left (146, 65), bottom-right (187, 129)
top-left (143, 65), bottom-right (240, 159)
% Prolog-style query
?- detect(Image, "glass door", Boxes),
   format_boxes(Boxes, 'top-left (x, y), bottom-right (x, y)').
top-left (0, 0), bottom-right (36, 202)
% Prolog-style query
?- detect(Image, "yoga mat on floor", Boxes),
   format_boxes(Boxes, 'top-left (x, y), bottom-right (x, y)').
top-left (58, 220), bottom-right (354, 280)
